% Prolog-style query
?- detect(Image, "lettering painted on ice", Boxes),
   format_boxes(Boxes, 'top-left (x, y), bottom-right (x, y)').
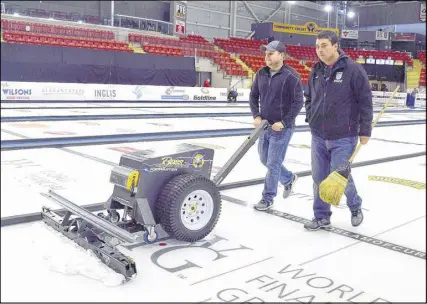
top-left (202, 264), bottom-right (390, 303)
top-left (151, 235), bottom-right (253, 276)
top-left (1, 158), bottom-right (41, 169)
top-left (266, 208), bottom-right (425, 260)
top-left (1, 158), bottom-right (76, 190)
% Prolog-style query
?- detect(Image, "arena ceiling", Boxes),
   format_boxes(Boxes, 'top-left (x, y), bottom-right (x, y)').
top-left (310, 1), bottom-right (406, 8)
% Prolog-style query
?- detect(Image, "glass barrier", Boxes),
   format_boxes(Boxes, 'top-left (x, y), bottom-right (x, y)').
top-left (0, 3), bottom-right (174, 37)
top-left (109, 14), bottom-right (174, 36)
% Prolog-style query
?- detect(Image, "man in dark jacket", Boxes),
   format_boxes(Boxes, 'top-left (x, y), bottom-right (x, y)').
top-left (304, 31), bottom-right (373, 230)
top-left (249, 40), bottom-right (304, 211)
top-left (227, 89), bottom-right (238, 103)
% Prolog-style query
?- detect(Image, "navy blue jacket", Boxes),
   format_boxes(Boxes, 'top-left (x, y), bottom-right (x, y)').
top-left (304, 52), bottom-right (373, 140)
top-left (249, 64), bottom-right (304, 128)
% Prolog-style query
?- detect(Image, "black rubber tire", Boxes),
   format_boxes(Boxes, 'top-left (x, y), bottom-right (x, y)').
top-left (155, 174), bottom-right (221, 242)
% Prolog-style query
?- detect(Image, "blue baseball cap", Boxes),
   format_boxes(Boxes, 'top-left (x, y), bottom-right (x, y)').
top-left (260, 40), bottom-right (286, 53)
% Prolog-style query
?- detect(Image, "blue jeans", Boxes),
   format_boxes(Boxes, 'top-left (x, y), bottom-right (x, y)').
top-left (258, 126), bottom-right (295, 203)
top-left (311, 134), bottom-right (362, 220)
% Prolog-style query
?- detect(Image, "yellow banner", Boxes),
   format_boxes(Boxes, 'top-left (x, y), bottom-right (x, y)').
top-left (272, 22), bottom-right (339, 36)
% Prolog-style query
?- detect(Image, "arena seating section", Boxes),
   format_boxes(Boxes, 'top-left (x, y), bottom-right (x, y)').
top-left (290, 45), bottom-right (414, 68)
top-left (1, 16), bottom-right (425, 86)
top-left (1, 19), bottom-right (114, 39)
top-left (1, 19), bottom-right (130, 51)
top-left (213, 37), bottom-right (264, 56)
top-left (239, 54), bottom-right (310, 83)
top-left (418, 51), bottom-right (426, 87)
top-left (129, 33), bottom-right (248, 76)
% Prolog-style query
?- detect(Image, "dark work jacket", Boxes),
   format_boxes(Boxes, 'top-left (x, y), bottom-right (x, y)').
top-left (249, 64), bottom-right (304, 128)
top-left (304, 52), bottom-right (373, 140)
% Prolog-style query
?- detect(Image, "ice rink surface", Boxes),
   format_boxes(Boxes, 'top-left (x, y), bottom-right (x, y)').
top-left (1, 102), bottom-right (425, 302)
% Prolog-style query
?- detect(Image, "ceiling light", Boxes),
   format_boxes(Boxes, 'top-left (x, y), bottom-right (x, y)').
top-left (347, 11), bottom-right (355, 18)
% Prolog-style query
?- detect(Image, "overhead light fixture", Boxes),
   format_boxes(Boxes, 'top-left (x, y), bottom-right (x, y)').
top-left (288, 1), bottom-right (296, 3)
top-left (324, 4), bottom-right (332, 12)
top-left (347, 11), bottom-right (355, 18)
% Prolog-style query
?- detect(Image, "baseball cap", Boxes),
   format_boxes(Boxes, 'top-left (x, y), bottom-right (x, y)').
top-left (260, 40), bottom-right (286, 53)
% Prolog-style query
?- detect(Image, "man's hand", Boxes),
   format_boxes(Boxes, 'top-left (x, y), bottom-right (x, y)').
top-left (272, 122), bottom-right (284, 131)
top-left (253, 116), bottom-right (262, 127)
top-left (360, 136), bottom-right (369, 144)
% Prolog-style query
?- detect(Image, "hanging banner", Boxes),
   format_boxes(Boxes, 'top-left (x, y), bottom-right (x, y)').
top-left (420, 2), bottom-right (426, 22)
top-left (375, 31), bottom-right (389, 40)
top-left (175, 19), bottom-right (186, 35)
top-left (170, 1), bottom-right (187, 36)
top-left (341, 29), bottom-right (359, 40)
top-left (272, 22), bottom-right (339, 36)
top-left (175, 2), bottom-right (186, 19)
top-left (390, 33), bottom-right (416, 41)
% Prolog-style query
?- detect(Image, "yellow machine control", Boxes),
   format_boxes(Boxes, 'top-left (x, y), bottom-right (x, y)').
top-left (110, 166), bottom-right (140, 192)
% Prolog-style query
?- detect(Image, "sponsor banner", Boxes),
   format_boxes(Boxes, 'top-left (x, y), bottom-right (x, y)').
top-left (173, 1), bottom-right (187, 36)
top-left (87, 84), bottom-right (122, 101)
top-left (356, 58), bottom-right (366, 64)
top-left (1, 81), bottom-right (228, 102)
top-left (272, 22), bottom-right (339, 36)
top-left (372, 91), bottom-right (407, 107)
top-left (391, 33), bottom-right (416, 41)
top-left (366, 58), bottom-right (376, 64)
top-left (1, 81), bottom-right (33, 101)
top-left (175, 19), bottom-right (186, 35)
top-left (236, 88), bottom-right (250, 102)
top-left (341, 29), bottom-right (358, 40)
top-left (40, 83), bottom-right (85, 100)
top-left (160, 86), bottom-right (225, 102)
top-left (1, 82), bottom-right (87, 101)
top-left (415, 93), bottom-right (426, 108)
top-left (375, 31), bottom-right (389, 41)
top-left (175, 2), bottom-right (186, 19)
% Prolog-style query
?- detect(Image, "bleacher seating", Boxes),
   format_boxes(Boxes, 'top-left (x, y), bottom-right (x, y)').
top-left (212, 52), bottom-right (248, 77)
top-left (2, 10), bottom-right (424, 84)
top-left (129, 33), bottom-right (215, 50)
top-left (420, 68), bottom-right (426, 87)
top-left (1, 19), bottom-right (114, 40)
top-left (179, 34), bottom-right (212, 46)
top-left (2, 31), bottom-right (130, 52)
top-left (239, 55), bottom-right (310, 84)
top-left (286, 44), bottom-right (413, 65)
top-left (128, 33), bottom-right (248, 76)
top-left (418, 51), bottom-right (426, 65)
top-left (213, 37), bottom-right (264, 56)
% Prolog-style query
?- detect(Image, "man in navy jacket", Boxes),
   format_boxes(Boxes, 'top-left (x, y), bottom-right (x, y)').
top-left (249, 40), bottom-right (304, 211)
top-left (304, 31), bottom-right (373, 230)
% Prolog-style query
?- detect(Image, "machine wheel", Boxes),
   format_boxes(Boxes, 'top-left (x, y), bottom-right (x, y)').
top-left (143, 231), bottom-right (158, 244)
top-left (107, 210), bottom-right (120, 223)
top-left (156, 174), bottom-right (221, 242)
